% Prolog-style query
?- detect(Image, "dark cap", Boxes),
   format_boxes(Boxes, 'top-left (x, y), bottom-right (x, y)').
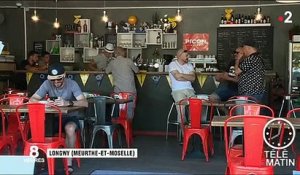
top-left (242, 40), bottom-right (257, 48)
top-left (47, 63), bottom-right (65, 80)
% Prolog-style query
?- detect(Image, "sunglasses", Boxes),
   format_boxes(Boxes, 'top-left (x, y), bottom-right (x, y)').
top-left (233, 51), bottom-right (240, 54)
top-left (50, 77), bottom-right (63, 82)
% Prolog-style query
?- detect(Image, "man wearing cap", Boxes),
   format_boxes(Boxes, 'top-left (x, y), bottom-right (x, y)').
top-left (169, 49), bottom-right (195, 123)
top-left (30, 63), bottom-right (88, 173)
top-left (88, 43), bottom-right (114, 71)
top-left (106, 47), bottom-right (139, 119)
top-left (235, 41), bottom-right (265, 102)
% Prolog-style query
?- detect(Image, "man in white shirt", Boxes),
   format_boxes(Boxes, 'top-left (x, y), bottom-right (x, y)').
top-left (169, 49), bottom-right (196, 123)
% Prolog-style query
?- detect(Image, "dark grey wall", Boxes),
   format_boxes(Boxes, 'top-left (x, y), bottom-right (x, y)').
top-left (1, 2), bottom-right (300, 86)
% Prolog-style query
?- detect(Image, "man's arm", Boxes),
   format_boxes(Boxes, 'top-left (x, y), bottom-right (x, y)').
top-left (217, 72), bottom-right (238, 83)
top-left (130, 60), bottom-right (139, 73)
top-left (73, 94), bottom-right (88, 107)
top-left (30, 93), bottom-right (43, 102)
top-left (234, 59), bottom-right (242, 76)
top-left (171, 70), bottom-right (195, 82)
top-left (88, 59), bottom-right (98, 71)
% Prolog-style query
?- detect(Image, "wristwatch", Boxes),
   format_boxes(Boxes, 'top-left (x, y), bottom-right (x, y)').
top-left (68, 101), bottom-right (74, 107)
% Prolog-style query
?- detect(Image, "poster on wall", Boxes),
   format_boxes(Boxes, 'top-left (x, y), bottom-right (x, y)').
top-left (183, 33), bottom-right (209, 51)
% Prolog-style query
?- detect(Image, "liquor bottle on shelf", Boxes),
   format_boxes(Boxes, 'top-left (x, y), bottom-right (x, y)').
top-left (230, 16), bottom-right (234, 24)
top-left (77, 21), bottom-right (82, 33)
top-left (247, 15), bottom-right (251, 24)
top-left (237, 14), bottom-right (241, 24)
top-left (156, 32), bottom-right (161, 44)
top-left (90, 33), bottom-right (94, 48)
top-left (220, 15), bottom-right (225, 24)
top-left (266, 16), bottom-right (271, 23)
top-left (241, 15), bottom-right (244, 24)
top-left (83, 20), bottom-right (88, 33)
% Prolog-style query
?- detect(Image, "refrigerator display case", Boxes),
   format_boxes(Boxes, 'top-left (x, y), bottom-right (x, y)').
top-left (288, 42), bottom-right (300, 94)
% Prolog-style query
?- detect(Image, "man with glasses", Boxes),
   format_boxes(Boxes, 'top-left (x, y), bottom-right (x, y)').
top-left (169, 49), bottom-right (196, 124)
top-left (208, 47), bottom-right (243, 102)
top-left (235, 41), bottom-right (265, 103)
top-left (30, 63), bottom-right (88, 174)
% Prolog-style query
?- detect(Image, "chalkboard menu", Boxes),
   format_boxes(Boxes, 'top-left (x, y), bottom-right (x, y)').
top-left (217, 26), bottom-right (273, 70)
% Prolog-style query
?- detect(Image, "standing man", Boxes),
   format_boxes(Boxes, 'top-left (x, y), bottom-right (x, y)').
top-left (88, 43), bottom-right (114, 71)
top-left (30, 63), bottom-right (88, 174)
top-left (106, 47), bottom-right (139, 119)
top-left (235, 41), bottom-right (265, 102)
top-left (169, 49), bottom-right (195, 123)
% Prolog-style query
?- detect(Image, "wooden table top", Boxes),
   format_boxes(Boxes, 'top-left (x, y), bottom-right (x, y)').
top-left (211, 116), bottom-right (300, 129)
top-left (0, 104), bottom-right (85, 114)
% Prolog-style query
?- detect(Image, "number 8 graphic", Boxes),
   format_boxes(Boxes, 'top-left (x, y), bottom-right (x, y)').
top-left (29, 145), bottom-right (39, 158)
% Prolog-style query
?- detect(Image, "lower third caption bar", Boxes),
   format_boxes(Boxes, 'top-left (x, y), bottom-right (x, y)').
top-left (47, 148), bottom-right (138, 158)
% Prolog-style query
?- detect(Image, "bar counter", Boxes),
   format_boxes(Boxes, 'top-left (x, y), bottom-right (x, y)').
top-left (14, 70), bottom-right (276, 134)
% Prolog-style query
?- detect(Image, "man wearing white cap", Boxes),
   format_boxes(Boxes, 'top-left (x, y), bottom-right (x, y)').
top-left (30, 63), bottom-right (88, 174)
top-left (88, 43), bottom-right (114, 71)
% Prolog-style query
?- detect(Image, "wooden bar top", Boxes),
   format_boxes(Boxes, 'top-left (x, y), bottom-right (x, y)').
top-left (14, 70), bottom-right (276, 76)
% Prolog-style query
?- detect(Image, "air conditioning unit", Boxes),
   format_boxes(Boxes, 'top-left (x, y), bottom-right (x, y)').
top-left (276, 0), bottom-right (300, 3)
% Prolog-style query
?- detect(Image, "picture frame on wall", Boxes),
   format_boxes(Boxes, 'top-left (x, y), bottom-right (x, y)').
top-left (79, 19), bottom-right (91, 33)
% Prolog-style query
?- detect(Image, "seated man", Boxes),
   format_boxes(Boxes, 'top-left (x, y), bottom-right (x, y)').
top-left (30, 63), bottom-right (88, 174)
top-left (209, 47), bottom-right (243, 102)
top-left (169, 49), bottom-right (196, 123)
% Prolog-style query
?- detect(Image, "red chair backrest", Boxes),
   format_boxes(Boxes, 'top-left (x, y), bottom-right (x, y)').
top-left (286, 108), bottom-right (300, 118)
top-left (16, 103), bottom-right (62, 143)
top-left (229, 104), bottom-right (275, 117)
top-left (0, 95), bottom-right (29, 132)
top-left (0, 108), bottom-right (6, 137)
top-left (229, 95), bottom-right (258, 102)
top-left (224, 115), bottom-right (272, 166)
top-left (113, 92), bottom-right (137, 120)
top-left (179, 98), bottom-right (213, 129)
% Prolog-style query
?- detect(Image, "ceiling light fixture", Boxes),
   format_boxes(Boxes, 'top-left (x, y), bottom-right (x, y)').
top-left (175, 9), bottom-right (182, 22)
top-left (255, 7), bottom-right (263, 21)
top-left (276, 0), bottom-right (300, 3)
top-left (53, 0), bottom-right (60, 28)
top-left (31, 0), bottom-right (39, 22)
top-left (102, 0), bottom-right (108, 23)
top-left (255, 0), bottom-right (263, 22)
top-left (175, 0), bottom-right (182, 22)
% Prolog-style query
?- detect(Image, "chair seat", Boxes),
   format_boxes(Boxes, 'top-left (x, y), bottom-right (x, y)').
top-left (229, 144), bottom-right (243, 158)
top-left (27, 137), bottom-right (65, 146)
top-left (229, 158), bottom-right (274, 175)
top-left (184, 125), bottom-right (210, 130)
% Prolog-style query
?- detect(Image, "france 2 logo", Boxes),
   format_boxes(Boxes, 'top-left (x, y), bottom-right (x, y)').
top-left (278, 11), bottom-right (293, 24)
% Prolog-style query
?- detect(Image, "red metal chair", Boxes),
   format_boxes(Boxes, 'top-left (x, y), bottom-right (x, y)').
top-left (0, 107), bottom-right (14, 154)
top-left (286, 108), bottom-right (300, 170)
top-left (0, 94), bottom-right (29, 154)
top-left (16, 103), bottom-right (69, 175)
top-left (228, 104), bottom-right (275, 159)
top-left (111, 92), bottom-right (137, 148)
top-left (179, 98), bottom-right (214, 161)
top-left (224, 115), bottom-right (274, 175)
